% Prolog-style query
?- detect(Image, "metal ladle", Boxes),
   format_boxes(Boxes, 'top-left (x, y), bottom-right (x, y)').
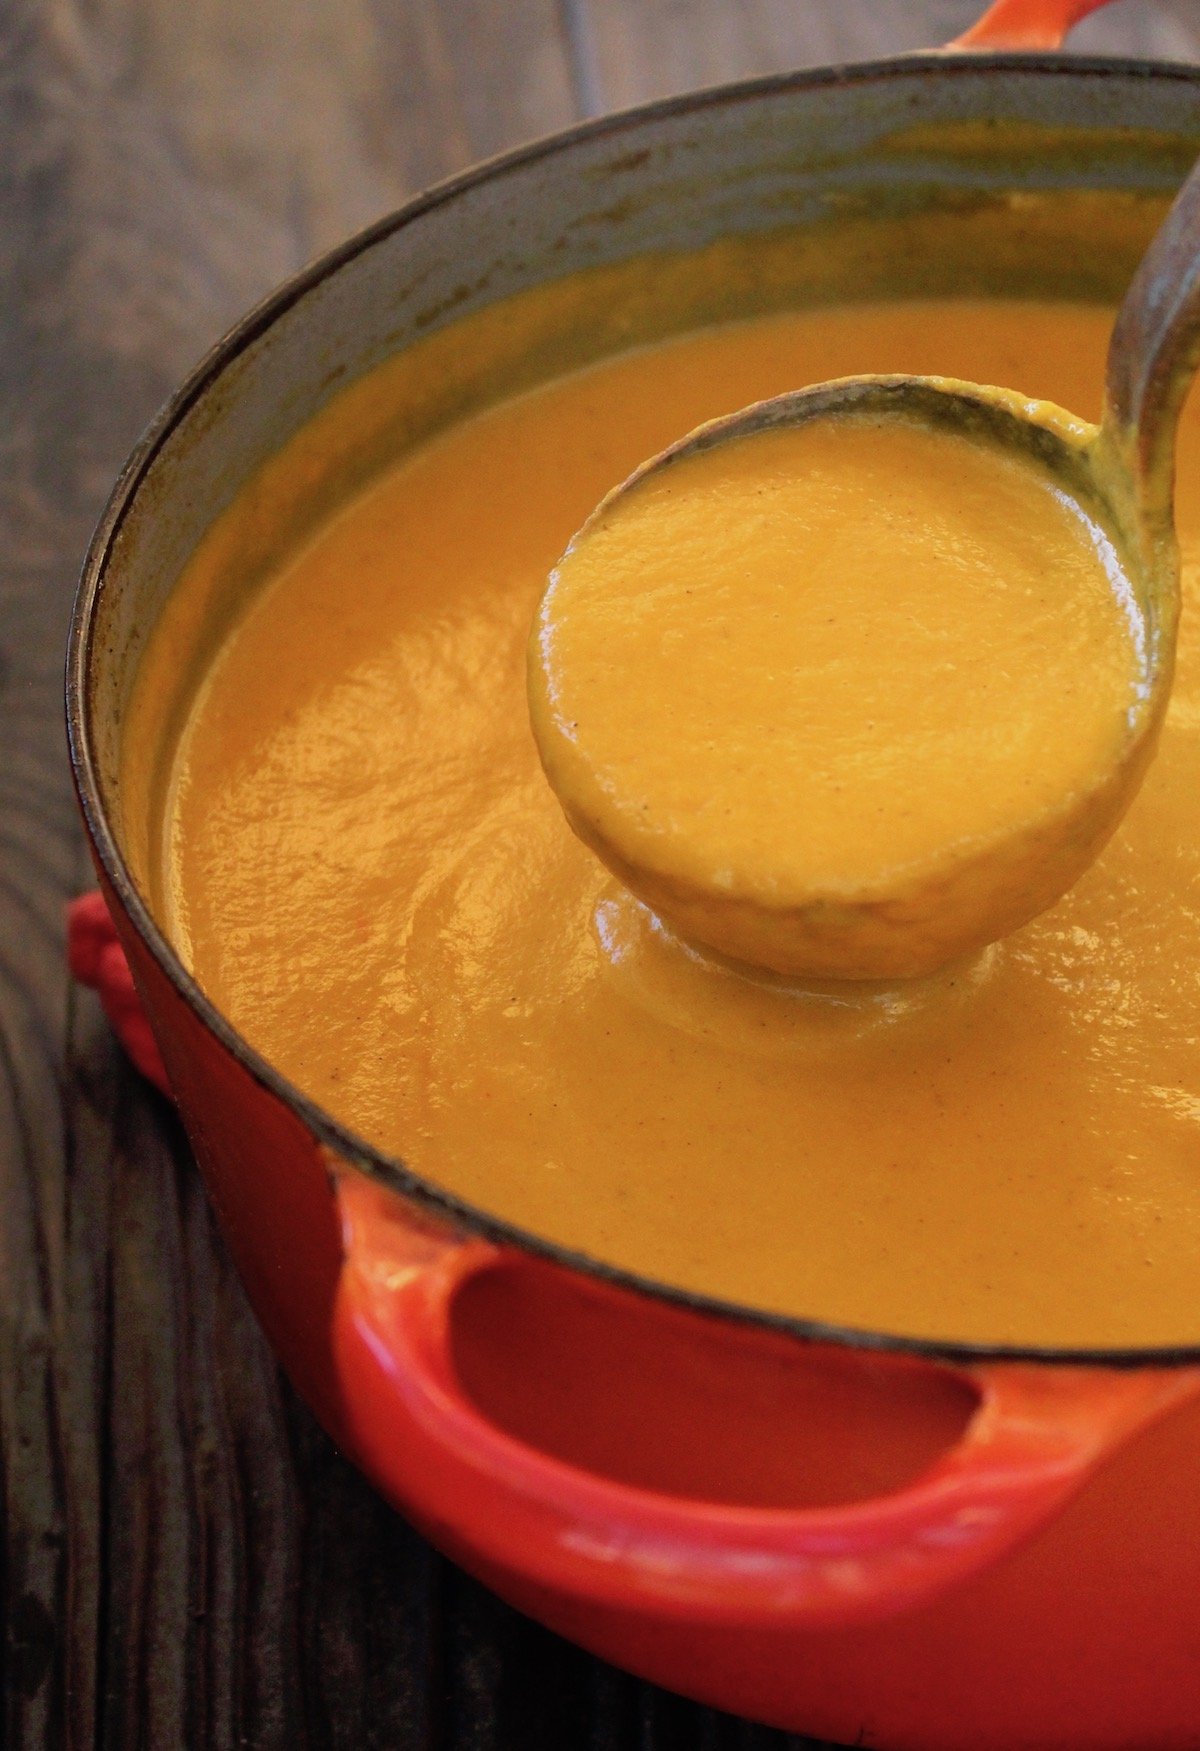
top-left (529, 157), bottom-right (1200, 982)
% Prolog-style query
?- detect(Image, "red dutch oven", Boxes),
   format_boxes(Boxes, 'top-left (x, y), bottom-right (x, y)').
top-left (66, 2), bottom-right (1200, 1745)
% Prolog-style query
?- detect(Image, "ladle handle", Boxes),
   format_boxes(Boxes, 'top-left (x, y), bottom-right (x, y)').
top-left (1103, 153), bottom-right (1200, 538)
top-left (949, 0), bottom-right (1118, 51)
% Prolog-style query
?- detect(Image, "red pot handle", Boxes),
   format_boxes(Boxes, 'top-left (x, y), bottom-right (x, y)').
top-left (948, 0), bottom-right (1118, 51)
top-left (68, 891), bottom-right (172, 1095)
top-left (333, 1172), bottom-right (1200, 1630)
top-left (66, 896), bottom-right (1200, 1626)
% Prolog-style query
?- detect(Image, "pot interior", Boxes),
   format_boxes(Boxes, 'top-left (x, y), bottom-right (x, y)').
top-left (73, 55), bottom-right (1200, 1360)
top-left (85, 58), bottom-right (1199, 868)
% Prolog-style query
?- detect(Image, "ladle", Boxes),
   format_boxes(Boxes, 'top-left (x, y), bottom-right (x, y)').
top-left (529, 156), bottom-right (1200, 982)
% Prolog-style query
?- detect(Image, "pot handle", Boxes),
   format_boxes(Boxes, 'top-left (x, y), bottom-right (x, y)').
top-left (948, 0), bottom-right (1117, 51)
top-left (334, 1172), bottom-right (1200, 1630)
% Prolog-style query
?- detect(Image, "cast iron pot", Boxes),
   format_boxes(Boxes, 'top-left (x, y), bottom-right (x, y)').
top-left (66, 2), bottom-right (1200, 1745)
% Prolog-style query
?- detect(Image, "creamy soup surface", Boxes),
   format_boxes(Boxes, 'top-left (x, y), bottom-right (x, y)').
top-left (154, 296), bottom-right (1200, 1348)
top-left (530, 409), bottom-right (1150, 979)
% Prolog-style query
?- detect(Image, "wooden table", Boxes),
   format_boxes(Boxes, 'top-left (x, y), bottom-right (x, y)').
top-left (3, 2), bottom-right (1198, 1745)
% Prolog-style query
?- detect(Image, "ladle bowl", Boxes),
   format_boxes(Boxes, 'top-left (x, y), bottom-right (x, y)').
top-left (529, 150), bottom-right (1200, 981)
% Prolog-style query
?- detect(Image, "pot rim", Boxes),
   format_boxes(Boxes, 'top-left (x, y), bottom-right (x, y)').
top-left (67, 45), bottom-right (1200, 1372)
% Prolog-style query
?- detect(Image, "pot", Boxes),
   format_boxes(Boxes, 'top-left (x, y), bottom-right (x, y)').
top-left (66, 2), bottom-right (1200, 1745)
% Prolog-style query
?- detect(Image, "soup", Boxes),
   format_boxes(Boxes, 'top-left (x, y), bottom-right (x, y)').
top-left (133, 285), bottom-right (1200, 1348)
top-left (530, 408), bottom-right (1150, 978)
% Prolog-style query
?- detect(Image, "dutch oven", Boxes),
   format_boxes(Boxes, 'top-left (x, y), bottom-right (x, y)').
top-left (66, 0), bottom-right (1200, 1744)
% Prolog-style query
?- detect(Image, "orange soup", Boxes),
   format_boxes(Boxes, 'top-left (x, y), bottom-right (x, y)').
top-left (530, 408), bottom-right (1150, 979)
top-left (135, 290), bottom-right (1200, 1349)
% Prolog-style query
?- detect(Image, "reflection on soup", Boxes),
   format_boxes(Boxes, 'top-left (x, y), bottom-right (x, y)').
top-left (144, 293), bottom-right (1200, 1348)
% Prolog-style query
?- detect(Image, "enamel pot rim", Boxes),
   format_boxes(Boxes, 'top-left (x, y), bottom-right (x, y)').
top-left (66, 46), bottom-right (1200, 1372)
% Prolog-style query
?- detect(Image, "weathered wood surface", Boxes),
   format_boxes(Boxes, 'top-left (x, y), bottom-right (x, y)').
top-left (0, 1), bottom-right (1197, 1747)
top-left (581, 0), bottom-right (1199, 109)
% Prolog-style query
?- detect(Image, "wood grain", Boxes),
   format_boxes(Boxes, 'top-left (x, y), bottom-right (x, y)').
top-left (2, 0), bottom-right (1199, 1746)
top-left (578, 0), bottom-right (1200, 113)
top-left (0, 3), bottom-right (586, 1745)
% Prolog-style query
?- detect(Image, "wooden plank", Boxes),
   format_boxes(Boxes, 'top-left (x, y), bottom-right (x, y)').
top-left (577, 0), bottom-right (1200, 115)
top-left (37, 0), bottom-right (578, 357)
top-left (0, 3), bottom-right (591, 1748)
